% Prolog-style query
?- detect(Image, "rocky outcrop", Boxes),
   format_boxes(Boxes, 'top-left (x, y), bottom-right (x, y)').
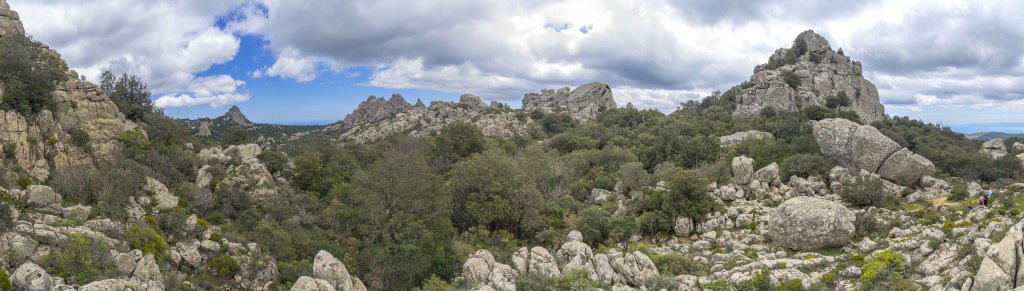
top-left (766, 196), bottom-right (855, 251)
top-left (11, 262), bottom-right (53, 291)
top-left (326, 97), bottom-right (525, 144)
top-left (971, 219), bottom-right (1024, 290)
top-left (731, 156), bottom-right (755, 185)
top-left (222, 105), bottom-right (252, 126)
top-left (731, 30), bottom-right (886, 123)
top-left (460, 231), bottom-right (660, 289)
top-left (0, 0), bottom-right (25, 37)
top-left (812, 118), bottom-right (934, 186)
top-left (143, 177), bottom-right (179, 211)
top-left (313, 250), bottom-right (353, 291)
top-left (720, 130), bottom-right (775, 147)
top-left (980, 139), bottom-right (1008, 159)
top-left (522, 82), bottom-right (616, 122)
top-left (342, 94), bottom-right (414, 129)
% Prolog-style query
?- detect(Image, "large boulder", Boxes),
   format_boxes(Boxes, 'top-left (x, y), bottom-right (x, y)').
top-left (132, 253), bottom-right (163, 286)
top-left (980, 139), bottom-right (1008, 159)
top-left (511, 247), bottom-right (561, 278)
top-left (143, 177), bottom-right (179, 211)
top-left (25, 185), bottom-right (61, 209)
top-left (719, 130), bottom-right (775, 148)
top-left (731, 156), bottom-right (754, 185)
top-left (11, 262), bottom-right (54, 291)
top-left (609, 251), bottom-right (659, 286)
top-left (0, 0), bottom-right (27, 37)
top-left (313, 250), bottom-right (353, 291)
top-left (674, 217), bottom-right (694, 237)
top-left (766, 196), bottom-right (855, 251)
top-left (812, 118), bottom-right (934, 186)
top-left (556, 231), bottom-right (596, 275)
top-left (291, 276), bottom-right (337, 291)
top-left (462, 249), bottom-right (516, 291)
top-left (753, 163), bottom-right (781, 187)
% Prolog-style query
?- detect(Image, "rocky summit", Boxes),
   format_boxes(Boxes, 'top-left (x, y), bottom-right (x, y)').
top-left (522, 82), bottom-right (617, 122)
top-left (0, 0), bottom-right (24, 37)
top-left (732, 30), bottom-right (886, 123)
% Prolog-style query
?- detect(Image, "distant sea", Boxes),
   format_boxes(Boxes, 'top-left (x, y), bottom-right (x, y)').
top-left (950, 122), bottom-right (1024, 135)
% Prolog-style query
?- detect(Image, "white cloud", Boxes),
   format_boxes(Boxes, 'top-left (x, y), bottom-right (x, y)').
top-left (154, 75), bottom-right (250, 108)
top-left (10, 0), bottom-right (250, 107)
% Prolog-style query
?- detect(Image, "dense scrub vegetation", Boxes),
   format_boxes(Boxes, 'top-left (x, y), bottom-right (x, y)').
top-left (5, 64), bottom-right (1014, 289)
top-left (0, 33), bottom-right (67, 115)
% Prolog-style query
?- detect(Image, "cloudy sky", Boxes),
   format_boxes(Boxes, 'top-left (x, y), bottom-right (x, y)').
top-left (8, 0), bottom-right (1024, 131)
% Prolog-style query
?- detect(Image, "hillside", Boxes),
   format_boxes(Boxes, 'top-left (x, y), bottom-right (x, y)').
top-left (2, 3), bottom-right (1024, 290)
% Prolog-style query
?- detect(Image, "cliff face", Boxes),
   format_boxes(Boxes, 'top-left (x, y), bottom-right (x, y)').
top-left (732, 30), bottom-right (886, 123)
top-left (0, 2), bottom-right (137, 181)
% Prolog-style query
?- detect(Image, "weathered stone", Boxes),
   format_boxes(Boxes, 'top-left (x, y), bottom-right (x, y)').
top-left (523, 82), bottom-right (616, 122)
top-left (980, 139), bottom-right (1008, 159)
top-left (974, 257), bottom-right (1011, 291)
top-left (609, 250), bottom-right (659, 286)
top-left (766, 196), bottom-right (855, 251)
top-left (732, 156), bottom-right (754, 185)
top-left (133, 253), bottom-right (163, 285)
top-left (291, 276), bottom-right (336, 291)
top-left (753, 163), bottom-right (781, 187)
top-left (720, 130), bottom-right (775, 148)
top-left (674, 217), bottom-right (694, 237)
top-left (144, 177), bottom-right (179, 211)
top-left (813, 118), bottom-right (934, 186)
top-left (314, 250), bottom-right (353, 291)
top-left (732, 31), bottom-right (885, 123)
top-left (25, 185), bottom-right (61, 209)
top-left (12, 262), bottom-right (54, 291)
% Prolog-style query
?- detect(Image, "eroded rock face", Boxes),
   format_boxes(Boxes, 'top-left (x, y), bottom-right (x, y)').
top-left (732, 30), bottom-right (885, 123)
top-left (462, 249), bottom-right (517, 291)
top-left (812, 118), bottom-right (934, 186)
top-left (523, 82), bottom-right (616, 122)
top-left (720, 130), bottom-right (775, 148)
top-left (342, 94), bottom-right (414, 129)
top-left (766, 196), bottom-right (855, 251)
top-left (980, 139), bottom-right (1008, 159)
top-left (222, 105), bottom-right (252, 126)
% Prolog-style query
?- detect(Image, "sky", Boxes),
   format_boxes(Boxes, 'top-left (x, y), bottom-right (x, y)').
top-left (8, 0), bottom-right (1024, 131)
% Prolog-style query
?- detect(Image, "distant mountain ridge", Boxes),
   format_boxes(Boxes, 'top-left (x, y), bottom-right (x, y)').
top-left (178, 106), bottom-right (323, 147)
top-left (966, 132), bottom-right (1024, 141)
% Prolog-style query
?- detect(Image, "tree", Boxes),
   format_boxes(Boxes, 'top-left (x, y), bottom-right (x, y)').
top-left (98, 71), bottom-right (153, 121)
top-left (609, 216), bottom-right (639, 250)
top-left (0, 33), bottom-right (66, 115)
top-left (825, 92), bottom-right (852, 108)
top-left (448, 149), bottom-right (544, 238)
top-left (840, 175), bottom-right (895, 208)
top-left (666, 170), bottom-right (716, 223)
top-left (577, 207), bottom-right (611, 246)
top-left (350, 147), bottom-right (455, 289)
top-left (428, 121), bottom-right (485, 165)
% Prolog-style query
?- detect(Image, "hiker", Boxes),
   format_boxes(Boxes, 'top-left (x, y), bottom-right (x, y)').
top-left (984, 194), bottom-right (990, 207)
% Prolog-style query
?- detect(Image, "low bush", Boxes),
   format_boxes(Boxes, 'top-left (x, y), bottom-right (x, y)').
top-left (126, 223), bottom-right (169, 260)
top-left (209, 254), bottom-right (241, 278)
top-left (841, 175), bottom-right (897, 208)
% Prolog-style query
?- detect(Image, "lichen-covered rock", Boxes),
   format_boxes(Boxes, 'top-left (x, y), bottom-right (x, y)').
top-left (291, 276), bottom-right (336, 291)
top-left (766, 196), bottom-right (855, 251)
top-left (609, 251), bottom-right (659, 286)
top-left (132, 253), bottom-right (163, 286)
top-left (719, 130), bottom-right (775, 148)
top-left (12, 262), bottom-right (54, 291)
top-left (556, 231), bottom-right (596, 275)
top-left (25, 185), bottom-right (61, 209)
top-left (753, 163), bottom-right (781, 187)
top-left (314, 250), bottom-right (353, 291)
top-left (732, 30), bottom-right (885, 123)
top-left (732, 156), bottom-right (755, 186)
top-left (143, 177), bottom-right (179, 211)
top-left (523, 81), bottom-right (616, 122)
top-left (674, 217), bottom-right (694, 237)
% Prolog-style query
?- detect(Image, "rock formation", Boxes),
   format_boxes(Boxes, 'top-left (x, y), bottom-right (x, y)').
top-left (812, 118), bottom-right (934, 186)
top-left (980, 138), bottom-right (1008, 159)
top-left (222, 105), bottom-right (252, 126)
top-left (341, 94), bottom-right (414, 130)
top-left (731, 30), bottom-right (886, 123)
top-left (0, 3), bottom-right (137, 181)
top-left (719, 130), bottom-right (775, 147)
top-left (0, 0), bottom-right (25, 37)
top-left (522, 81), bottom-right (616, 122)
top-left (766, 196), bottom-right (855, 251)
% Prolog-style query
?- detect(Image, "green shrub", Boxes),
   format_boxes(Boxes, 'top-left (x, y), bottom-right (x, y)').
top-left (578, 207), bottom-right (611, 246)
top-left (840, 175), bottom-right (896, 208)
top-left (703, 279), bottom-right (733, 291)
top-left (0, 33), bottom-right (66, 115)
top-left (861, 249), bottom-right (913, 290)
top-left (0, 268), bottom-right (11, 291)
top-left (737, 269), bottom-right (771, 291)
top-left (780, 154), bottom-right (833, 182)
top-left (413, 274), bottom-right (451, 291)
top-left (515, 273), bottom-right (555, 290)
top-left (126, 223), bottom-right (169, 260)
top-left (559, 270), bottom-right (603, 290)
top-left (42, 233), bottom-right (110, 284)
top-left (17, 177), bottom-right (31, 189)
top-left (825, 92), bottom-right (851, 108)
top-left (209, 254), bottom-right (241, 278)
top-left (776, 279), bottom-right (804, 291)
top-left (0, 203), bottom-right (12, 232)
top-left (653, 254), bottom-right (709, 276)
top-left (782, 71), bottom-right (801, 89)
